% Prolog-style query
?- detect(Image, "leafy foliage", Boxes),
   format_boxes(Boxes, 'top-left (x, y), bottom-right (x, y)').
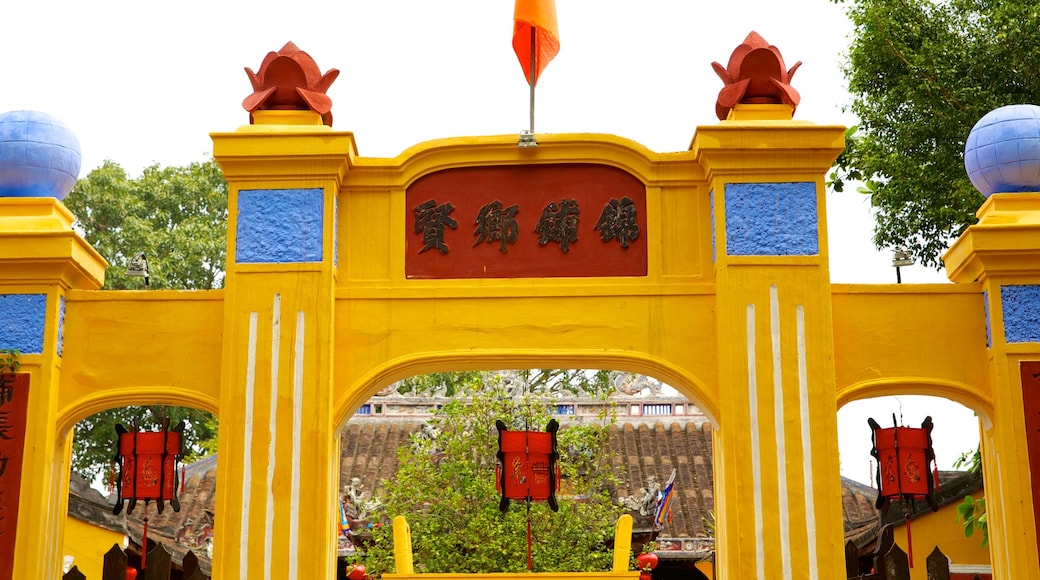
top-left (956, 495), bottom-right (988, 547)
top-left (0, 349), bottom-right (19, 374)
top-left (71, 406), bottom-right (217, 484)
top-left (395, 370), bottom-right (614, 398)
top-left (953, 446), bottom-right (982, 473)
top-left (952, 445), bottom-right (986, 545)
top-left (64, 159), bottom-right (228, 290)
top-left (358, 384), bottom-right (623, 575)
top-left (831, 0), bottom-right (1040, 267)
top-left (64, 159), bottom-right (227, 481)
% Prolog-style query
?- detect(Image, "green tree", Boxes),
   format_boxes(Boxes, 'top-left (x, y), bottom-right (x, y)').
top-left (65, 159), bottom-right (228, 290)
top-left (358, 384), bottom-right (623, 575)
top-left (64, 159), bottom-right (227, 481)
top-left (395, 370), bottom-right (614, 398)
top-left (72, 405), bottom-right (218, 483)
top-left (831, 0), bottom-right (1040, 268)
top-left (953, 446), bottom-right (987, 546)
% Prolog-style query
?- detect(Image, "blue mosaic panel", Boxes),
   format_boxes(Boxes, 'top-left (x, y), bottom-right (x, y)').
top-left (724, 182), bottom-right (818, 256)
top-left (236, 188), bottom-right (324, 263)
top-left (1001, 284), bottom-right (1040, 343)
top-left (0, 294), bottom-right (47, 354)
top-left (984, 289), bottom-right (991, 348)
top-left (58, 295), bottom-right (65, 357)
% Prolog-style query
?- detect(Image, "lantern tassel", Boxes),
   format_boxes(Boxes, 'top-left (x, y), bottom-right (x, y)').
top-left (905, 512), bottom-right (913, 568)
top-left (142, 512), bottom-right (149, 570)
top-left (526, 499), bottom-right (533, 571)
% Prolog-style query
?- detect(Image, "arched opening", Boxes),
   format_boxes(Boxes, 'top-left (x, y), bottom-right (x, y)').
top-left (333, 369), bottom-right (716, 579)
top-left (837, 393), bottom-right (988, 577)
top-left (60, 396), bottom-right (219, 579)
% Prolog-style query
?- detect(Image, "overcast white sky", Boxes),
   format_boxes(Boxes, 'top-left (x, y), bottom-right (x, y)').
top-left (2, 0), bottom-right (980, 482)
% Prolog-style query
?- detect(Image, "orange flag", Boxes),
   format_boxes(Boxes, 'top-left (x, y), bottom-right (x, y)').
top-left (513, 0), bottom-right (560, 86)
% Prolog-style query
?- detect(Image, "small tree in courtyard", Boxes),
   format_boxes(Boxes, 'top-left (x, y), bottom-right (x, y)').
top-left (358, 382), bottom-right (622, 575)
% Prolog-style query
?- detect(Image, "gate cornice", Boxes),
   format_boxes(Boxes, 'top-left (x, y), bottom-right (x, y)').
top-left (342, 133), bottom-right (705, 190)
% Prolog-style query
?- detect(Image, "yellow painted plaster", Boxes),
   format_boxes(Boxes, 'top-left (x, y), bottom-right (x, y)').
top-left (889, 492), bottom-right (991, 580)
top-left (62, 517), bottom-right (124, 580)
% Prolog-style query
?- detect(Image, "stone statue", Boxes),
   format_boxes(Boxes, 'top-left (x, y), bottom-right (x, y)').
top-left (342, 477), bottom-right (382, 522)
top-left (619, 475), bottom-right (661, 517)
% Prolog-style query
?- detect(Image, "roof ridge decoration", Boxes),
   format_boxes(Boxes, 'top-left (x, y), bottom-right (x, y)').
top-left (242, 41), bottom-right (340, 126)
top-left (711, 31), bottom-right (801, 120)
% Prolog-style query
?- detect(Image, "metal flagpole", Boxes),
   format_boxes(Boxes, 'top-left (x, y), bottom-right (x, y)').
top-left (518, 24), bottom-right (539, 147)
top-left (529, 26), bottom-right (536, 133)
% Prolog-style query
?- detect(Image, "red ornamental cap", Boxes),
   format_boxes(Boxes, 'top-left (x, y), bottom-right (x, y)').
top-left (242, 42), bottom-right (340, 126)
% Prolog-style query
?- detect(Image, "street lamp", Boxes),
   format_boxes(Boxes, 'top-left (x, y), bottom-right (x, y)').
top-left (892, 248), bottom-right (913, 284)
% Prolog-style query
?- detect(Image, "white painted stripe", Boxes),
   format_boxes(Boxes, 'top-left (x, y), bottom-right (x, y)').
top-left (770, 286), bottom-right (792, 579)
top-left (746, 304), bottom-right (766, 580)
top-left (241, 312), bottom-right (258, 577)
top-left (996, 449), bottom-right (1010, 570)
top-left (289, 310), bottom-right (305, 579)
top-left (797, 305), bottom-right (819, 580)
top-left (266, 294), bottom-right (282, 580)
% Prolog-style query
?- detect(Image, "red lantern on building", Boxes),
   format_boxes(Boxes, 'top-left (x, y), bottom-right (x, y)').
top-left (869, 415), bottom-right (939, 567)
top-left (495, 418), bottom-right (561, 512)
top-left (113, 419), bottom-right (184, 569)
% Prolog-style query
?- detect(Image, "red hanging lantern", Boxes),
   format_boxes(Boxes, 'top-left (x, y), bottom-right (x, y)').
top-left (869, 415), bottom-right (939, 568)
top-left (494, 418), bottom-right (561, 512)
top-left (113, 419), bottom-right (184, 569)
top-left (113, 419), bottom-right (184, 515)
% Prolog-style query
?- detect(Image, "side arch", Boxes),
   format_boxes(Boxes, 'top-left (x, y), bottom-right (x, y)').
top-left (836, 376), bottom-right (993, 429)
top-left (56, 386), bottom-right (220, 438)
top-left (333, 348), bottom-right (720, 429)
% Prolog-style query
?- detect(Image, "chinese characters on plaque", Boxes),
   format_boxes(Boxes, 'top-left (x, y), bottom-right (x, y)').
top-left (406, 164), bottom-right (647, 278)
top-left (0, 373), bottom-right (28, 578)
top-left (1020, 361), bottom-right (1040, 561)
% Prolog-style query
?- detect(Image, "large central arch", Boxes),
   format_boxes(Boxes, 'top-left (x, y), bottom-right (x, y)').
top-left (334, 350), bottom-right (720, 430)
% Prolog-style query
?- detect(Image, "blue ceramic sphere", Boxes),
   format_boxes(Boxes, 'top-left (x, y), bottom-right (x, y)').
top-left (0, 110), bottom-right (82, 200)
top-left (964, 104), bottom-right (1040, 197)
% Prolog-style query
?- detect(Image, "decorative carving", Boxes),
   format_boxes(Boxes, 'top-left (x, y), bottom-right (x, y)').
top-left (243, 42), bottom-right (340, 126)
top-left (342, 477), bottom-right (382, 523)
top-left (711, 31), bottom-right (801, 120)
top-left (619, 475), bottom-right (662, 517)
top-left (611, 372), bottom-right (664, 397)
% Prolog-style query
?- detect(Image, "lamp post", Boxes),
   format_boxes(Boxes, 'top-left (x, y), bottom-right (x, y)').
top-left (892, 247), bottom-right (913, 284)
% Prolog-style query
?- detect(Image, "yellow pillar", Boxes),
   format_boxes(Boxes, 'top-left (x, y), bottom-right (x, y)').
top-left (211, 111), bottom-right (355, 578)
top-left (945, 192), bottom-right (1040, 580)
top-left (691, 105), bottom-right (846, 579)
top-left (0, 198), bottom-right (106, 579)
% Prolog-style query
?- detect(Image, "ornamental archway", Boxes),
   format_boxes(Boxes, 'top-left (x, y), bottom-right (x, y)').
top-left (3, 42), bottom-right (1038, 580)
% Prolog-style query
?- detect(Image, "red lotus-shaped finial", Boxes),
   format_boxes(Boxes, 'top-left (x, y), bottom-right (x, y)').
top-left (711, 32), bottom-right (801, 120)
top-left (243, 42), bottom-right (340, 126)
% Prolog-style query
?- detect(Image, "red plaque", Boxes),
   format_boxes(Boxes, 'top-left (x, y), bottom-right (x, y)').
top-left (0, 373), bottom-right (29, 580)
top-left (406, 164), bottom-right (647, 279)
top-left (1020, 361), bottom-right (1040, 560)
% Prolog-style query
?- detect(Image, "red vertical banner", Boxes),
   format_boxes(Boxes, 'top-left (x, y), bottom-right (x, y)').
top-left (1020, 361), bottom-right (1040, 561)
top-left (0, 373), bottom-right (29, 579)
